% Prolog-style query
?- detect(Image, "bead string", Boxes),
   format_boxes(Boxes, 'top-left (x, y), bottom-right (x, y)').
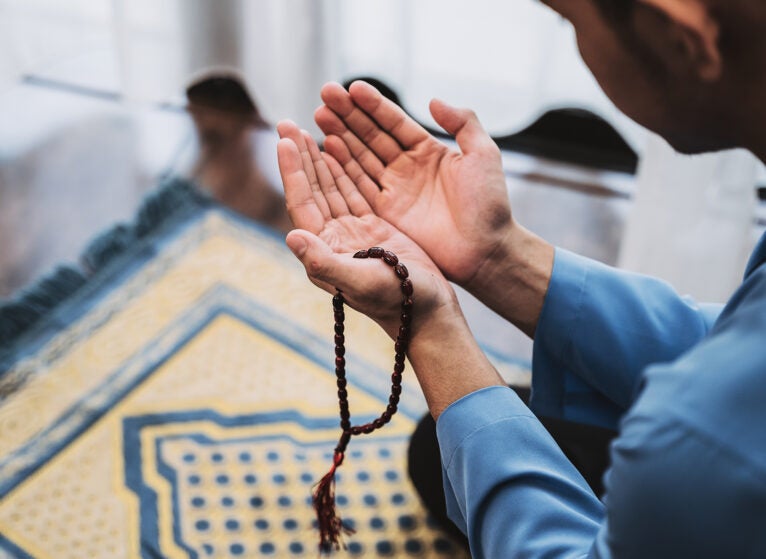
top-left (314, 247), bottom-right (413, 553)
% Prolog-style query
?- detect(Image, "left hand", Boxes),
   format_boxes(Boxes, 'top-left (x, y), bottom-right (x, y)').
top-left (276, 120), bottom-right (457, 340)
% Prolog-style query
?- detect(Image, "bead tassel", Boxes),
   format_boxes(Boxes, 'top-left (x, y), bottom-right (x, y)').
top-left (313, 248), bottom-right (412, 553)
top-left (313, 444), bottom-right (354, 552)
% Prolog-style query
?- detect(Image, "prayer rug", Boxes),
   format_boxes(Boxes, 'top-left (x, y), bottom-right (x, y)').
top-left (0, 180), bottom-right (525, 558)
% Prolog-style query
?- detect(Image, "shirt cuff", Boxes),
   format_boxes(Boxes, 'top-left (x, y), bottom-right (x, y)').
top-left (530, 248), bottom-right (588, 419)
top-left (436, 386), bottom-right (535, 468)
top-left (434, 384), bottom-right (604, 548)
top-left (534, 248), bottom-right (590, 365)
top-left (435, 385), bottom-right (536, 535)
top-left (531, 248), bottom-right (622, 429)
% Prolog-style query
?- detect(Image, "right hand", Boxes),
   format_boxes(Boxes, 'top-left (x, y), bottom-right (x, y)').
top-left (315, 81), bottom-right (514, 289)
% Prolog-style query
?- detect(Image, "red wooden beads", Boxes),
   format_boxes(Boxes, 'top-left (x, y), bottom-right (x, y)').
top-left (314, 247), bottom-right (413, 553)
top-left (336, 248), bottom-right (412, 433)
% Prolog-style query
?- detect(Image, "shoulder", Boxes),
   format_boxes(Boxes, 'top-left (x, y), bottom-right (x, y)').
top-left (716, 259), bottom-right (766, 330)
top-left (602, 410), bottom-right (766, 558)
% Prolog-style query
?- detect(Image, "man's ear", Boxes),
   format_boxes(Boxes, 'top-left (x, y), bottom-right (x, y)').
top-left (638, 0), bottom-right (722, 81)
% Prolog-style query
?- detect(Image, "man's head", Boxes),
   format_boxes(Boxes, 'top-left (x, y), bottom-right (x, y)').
top-left (541, 0), bottom-right (766, 159)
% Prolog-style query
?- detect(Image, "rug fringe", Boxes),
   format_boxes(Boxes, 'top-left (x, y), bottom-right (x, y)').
top-left (0, 265), bottom-right (87, 346)
top-left (0, 178), bottom-right (210, 351)
top-left (81, 179), bottom-right (210, 272)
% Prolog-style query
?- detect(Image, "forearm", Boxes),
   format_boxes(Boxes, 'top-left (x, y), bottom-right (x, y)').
top-left (407, 300), bottom-right (506, 420)
top-left (464, 222), bottom-right (555, 338)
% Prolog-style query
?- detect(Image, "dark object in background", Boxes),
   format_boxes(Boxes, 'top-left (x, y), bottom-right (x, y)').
top-left (494, 108), bottom-right (638, 174)
top-left (343, 76), bottom-right (638, 175)
top-left (343, 76), bottom-right (403, 107)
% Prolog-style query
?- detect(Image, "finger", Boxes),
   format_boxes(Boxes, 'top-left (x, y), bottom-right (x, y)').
top-left (277, 138), bottom-right (325, 234)
top-left (285, 229), bottom-right (349, 294)
top-left (276, 120), bottom-right (332, 219)
top-left (320, 151), bottom-right (373, 217)
top-left (346, 80), bottom-right (430, 149)
top-left (323, 135), bottom-right (382, 209)
top-left (428, 99), bottom-right (499, 156)
top-left (286, 230), bottom-right (396, 305)
top-left (319, 82), bottom-right (404, 164)
top-left (314, 105), bottom-right (386, 182)
top-left (301, 130), bottom-right (350, 218)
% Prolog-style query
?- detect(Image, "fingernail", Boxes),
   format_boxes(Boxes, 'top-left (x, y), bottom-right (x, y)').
top-left (287, 235), bottom-right (307, 257)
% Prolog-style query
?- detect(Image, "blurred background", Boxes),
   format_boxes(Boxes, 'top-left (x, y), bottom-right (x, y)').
top-left (1, 0), bottom-right (765, 360)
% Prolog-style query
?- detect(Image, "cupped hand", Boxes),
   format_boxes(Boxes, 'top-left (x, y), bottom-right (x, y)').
top-left (276, 120), bottom-right (456, 340)
top-left (314, 81), bottom-right (513, 287)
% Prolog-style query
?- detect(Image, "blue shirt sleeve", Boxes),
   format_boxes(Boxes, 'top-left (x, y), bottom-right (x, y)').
top-left (437, 386), bottom-right (604, 559)
top-left (590, 295), bottom-right (766, 559)
top-left (531, 248), bottom-right (721, 430)
top-left (437, 240), bottom-right (766, 559)
top-left (438, 381), bottom-right (766, 559)
top-left (592, 408), bottom-right (766, 559)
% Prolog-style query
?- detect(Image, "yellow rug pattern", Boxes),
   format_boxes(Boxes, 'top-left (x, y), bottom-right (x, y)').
top-left (0, 204), bottom-right (481, 558)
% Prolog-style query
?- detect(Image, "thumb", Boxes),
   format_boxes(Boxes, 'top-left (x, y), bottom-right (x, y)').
top-left (286, 229), bottom-right (343, 289)
top-left (429, 98), bottom-right (497, 156)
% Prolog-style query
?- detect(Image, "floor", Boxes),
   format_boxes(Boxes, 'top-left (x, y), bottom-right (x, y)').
top-left (0, 74), bottom-right (633, 367)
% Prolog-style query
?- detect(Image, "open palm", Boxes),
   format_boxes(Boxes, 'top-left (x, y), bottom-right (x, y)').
top-left (276, 120), bottom-right (454, 338)
top-left (315, 81), bottom-right (513, 286)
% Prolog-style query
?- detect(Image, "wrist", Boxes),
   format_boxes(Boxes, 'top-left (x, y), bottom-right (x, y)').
top-left (406, 301), bottom-right (506, 419)
top-left (463, 222), bottom-right (554, 338)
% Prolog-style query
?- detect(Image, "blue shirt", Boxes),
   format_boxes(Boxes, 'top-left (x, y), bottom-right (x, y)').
top-left (437, 232), bottom-right (766, 558)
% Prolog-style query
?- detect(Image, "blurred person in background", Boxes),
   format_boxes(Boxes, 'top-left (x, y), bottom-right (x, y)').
top-left (187, 72), bottom-right (291, 232)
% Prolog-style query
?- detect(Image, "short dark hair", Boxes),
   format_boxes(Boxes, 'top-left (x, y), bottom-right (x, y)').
top-left (592, 0), bottom-right (635, 22)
